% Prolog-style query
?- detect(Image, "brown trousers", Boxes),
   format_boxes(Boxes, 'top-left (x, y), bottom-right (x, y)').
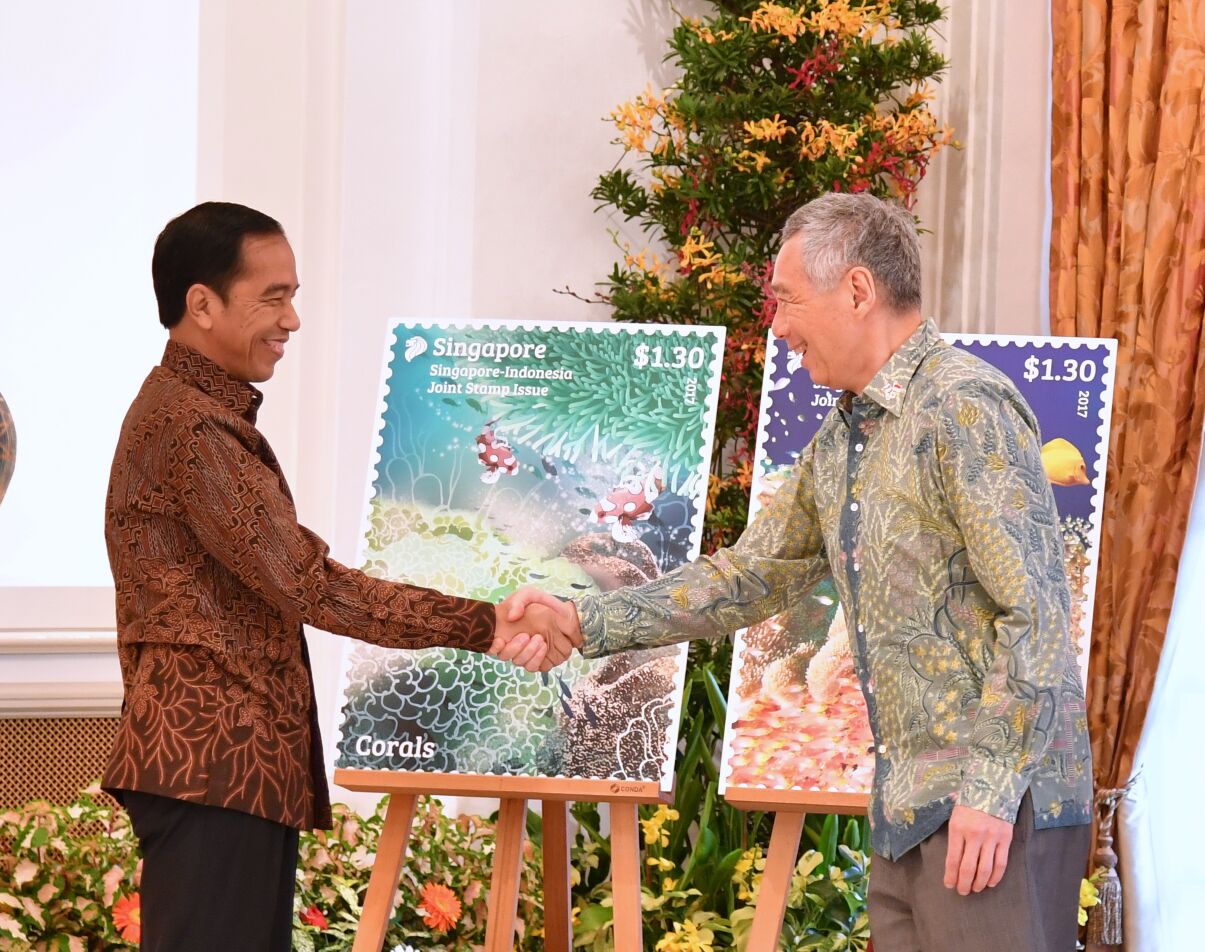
top-left (868, 795), bottom-right (1091, 952)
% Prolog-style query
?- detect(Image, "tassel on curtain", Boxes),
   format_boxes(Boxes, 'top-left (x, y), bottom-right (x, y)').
top-left (1087, 778), bottom-right (1137, 946)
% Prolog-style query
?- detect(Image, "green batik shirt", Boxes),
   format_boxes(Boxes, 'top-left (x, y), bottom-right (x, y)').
top-left (576, 319), bottom-right (1093, 860)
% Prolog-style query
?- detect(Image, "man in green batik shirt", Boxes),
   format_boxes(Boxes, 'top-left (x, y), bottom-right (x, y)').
top-left (501, 193), bottom-right (1093, 952)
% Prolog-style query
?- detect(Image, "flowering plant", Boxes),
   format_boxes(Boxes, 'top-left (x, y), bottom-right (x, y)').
top-left (571, 787), bottom-right (872, 950)
top-left (0, 784), bottom-right (140, 950)
top-left (291, 796), bottom-right (544, 951)
top-left (0, 788), bottom-right (545, 952)
top-left (590, 0), bottom-right (951, 552)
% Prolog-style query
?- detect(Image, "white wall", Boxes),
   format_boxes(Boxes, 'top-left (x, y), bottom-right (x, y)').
top-left (0, 1), bottom-right (199, 587)
top-left (913, 0), bottom-right (1051, 335)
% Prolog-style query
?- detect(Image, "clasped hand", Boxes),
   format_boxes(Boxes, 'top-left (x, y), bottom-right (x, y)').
top-left (488, 586), bottom-right (583, 673)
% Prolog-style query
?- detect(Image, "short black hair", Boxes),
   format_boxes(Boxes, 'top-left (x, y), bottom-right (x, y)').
top-left (152, 202), bottom-right (285, 329)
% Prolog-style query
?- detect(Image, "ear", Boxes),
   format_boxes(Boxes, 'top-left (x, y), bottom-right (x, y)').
top-left (848, 266), bottom-right (877, 314)
top-left (183, 283), bottom-right (219, 331)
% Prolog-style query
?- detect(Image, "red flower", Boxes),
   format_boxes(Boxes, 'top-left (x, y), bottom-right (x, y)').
top-left (300, 904), bottom-right (328, 930)
top-left (112, 892), bottom-right (141, 943)
top-left (418, 882), bottom-right (462, 932)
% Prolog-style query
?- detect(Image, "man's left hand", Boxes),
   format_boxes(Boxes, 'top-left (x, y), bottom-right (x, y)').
top-left (943, 804), bottom-right (1014, 895)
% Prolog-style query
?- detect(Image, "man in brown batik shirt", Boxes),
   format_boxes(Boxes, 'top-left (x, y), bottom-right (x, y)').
top-left (103, 202), bottom-right (571, 951)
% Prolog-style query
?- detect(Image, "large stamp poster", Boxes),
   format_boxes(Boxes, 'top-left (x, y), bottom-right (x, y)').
top-left (720, 332), bottom-right (1116, 798)
top-left (334, 320), bottom-right (724, 791)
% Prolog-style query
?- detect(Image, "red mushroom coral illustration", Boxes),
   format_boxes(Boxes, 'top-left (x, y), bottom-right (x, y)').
top-left (475, 425), bottom-right (519, 484)
top-left (594, 463), bottom-right (665, 543)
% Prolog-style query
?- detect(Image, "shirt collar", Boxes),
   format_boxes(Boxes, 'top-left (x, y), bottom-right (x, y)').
top-left (855, 318), bottom-right (943, 417)
top-left (162, 340), bottom-right (263, 422)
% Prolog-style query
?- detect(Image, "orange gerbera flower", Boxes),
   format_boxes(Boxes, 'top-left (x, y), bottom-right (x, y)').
top-left (112, 892), bottom-right (141, 943)
top-left (418, 882), bottom-right (462, 932)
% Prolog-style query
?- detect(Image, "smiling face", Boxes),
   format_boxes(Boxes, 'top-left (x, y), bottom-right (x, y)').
top-left (769, 232), bottom-right (863, 391)
top-left (185, 234), bottom-right (300, 382)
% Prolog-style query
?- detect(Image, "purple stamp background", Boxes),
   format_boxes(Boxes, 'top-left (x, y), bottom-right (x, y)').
top-left (758, 334), bottom-right (1115, 523)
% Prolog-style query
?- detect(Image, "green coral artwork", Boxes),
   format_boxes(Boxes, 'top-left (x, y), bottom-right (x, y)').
top-left (335, 320), bottom-right (724, 789)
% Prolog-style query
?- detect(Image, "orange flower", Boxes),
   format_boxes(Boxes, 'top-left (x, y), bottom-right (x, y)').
top-left (418, 882), bottom-right (462, 932)
top-left (112, 892), bottom-right (141, 943)
top-left (300, 904), bottom-right (328, 930)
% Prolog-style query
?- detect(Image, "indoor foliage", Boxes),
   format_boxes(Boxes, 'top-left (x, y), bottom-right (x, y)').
top-left (0, 788), bottom-right (547, 952)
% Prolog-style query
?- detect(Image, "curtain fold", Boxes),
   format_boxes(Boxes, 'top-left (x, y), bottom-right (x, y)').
top-left (1050, 0), bottom-right (1205, 946)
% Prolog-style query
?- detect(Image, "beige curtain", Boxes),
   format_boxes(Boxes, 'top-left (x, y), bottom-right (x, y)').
top-left (1050, 0), bottom-right (1205, 946)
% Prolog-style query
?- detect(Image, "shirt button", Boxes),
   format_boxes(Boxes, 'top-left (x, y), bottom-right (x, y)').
top-left (857, 624), bottom-right (865, 633)
top-left (855, 443), bottom-right (864, 452)
top-left (850, 502), bottom-right (859, 512)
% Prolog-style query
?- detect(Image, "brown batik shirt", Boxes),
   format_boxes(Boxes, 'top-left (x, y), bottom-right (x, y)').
top-left (102, 341), bottom-right (496, 830)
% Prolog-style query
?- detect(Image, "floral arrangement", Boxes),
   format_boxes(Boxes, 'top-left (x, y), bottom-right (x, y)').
top-left (0, 788), bottom-right (544, 952)
top-left (1, 785), bottom-right (1101, 951)
top-left (570, 798), bottom-right (872, 951)
top-left (292, 797), bottom-right (545, 951)
top-left (0, 785), bottom-right (140, 951)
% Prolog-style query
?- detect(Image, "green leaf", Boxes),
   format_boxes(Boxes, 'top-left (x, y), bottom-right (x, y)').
top-left (702, 667), bottom-right (728, 727)
top-left (702, 847), bottom-right (745, 896)
top-left (577, 903), bottom-right (613, 931)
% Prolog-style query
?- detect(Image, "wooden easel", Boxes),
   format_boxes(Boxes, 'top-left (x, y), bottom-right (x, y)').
top-left (723, 786), bottom-right (869, 952)
top-left (334, 768), bottom-right (667, 952)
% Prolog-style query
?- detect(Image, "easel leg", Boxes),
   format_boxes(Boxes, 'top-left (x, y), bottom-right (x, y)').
top-left (484, 797), bottom-right (528, 952)
top-left (746, 811), bottom-right (807, 952)
top-left (541, 799), bottom-right (573, 952)
top-left (609, 801), bottom-right (643, 952)
top-left (352, 793), bottom-right (418, 952)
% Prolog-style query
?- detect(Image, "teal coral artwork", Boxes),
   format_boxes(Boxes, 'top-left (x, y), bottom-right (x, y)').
top-left (335, 320), bottom-right (724, 789)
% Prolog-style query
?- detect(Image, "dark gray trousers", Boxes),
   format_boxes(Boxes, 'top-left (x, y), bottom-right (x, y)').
top-left (868, 795), bottom-right (1091, 952)
top-left (124, 790), bottom-right (300, 952)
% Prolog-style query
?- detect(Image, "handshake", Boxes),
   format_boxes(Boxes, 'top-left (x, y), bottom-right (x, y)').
top-left (488, 586), bottom-right (584, 673)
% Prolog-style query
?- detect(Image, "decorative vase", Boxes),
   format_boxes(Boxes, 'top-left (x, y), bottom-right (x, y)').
top-left (0, 391), bottom-right (14, 507)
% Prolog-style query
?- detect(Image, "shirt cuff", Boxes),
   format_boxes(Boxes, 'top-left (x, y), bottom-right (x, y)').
top-left (958, 759), bottom-right (1029, 823)
top-left (450, 596), bottom-right (498, 655)
top-left (574, 595), bottom-right (608, 658)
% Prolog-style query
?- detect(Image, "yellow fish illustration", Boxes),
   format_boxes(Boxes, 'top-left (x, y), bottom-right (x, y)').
top-left (1041, 438), bottom-right (1090, 486)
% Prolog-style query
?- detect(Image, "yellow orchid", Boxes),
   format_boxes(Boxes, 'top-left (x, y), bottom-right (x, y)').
top-left (742, 2), bottom-right (808, 41)
top-left (1079, 876), bottom-right (1100, 926)
top-left (807, 0), bottom-right (894, 40)
top-left (610, 85), bottom-right (665, 153)
top-left (697, 263), bottom-right (747, 289)
top-left (686, 17), bottom-right (737, 44)
top-left (678, 229), bottom-right (723, 271)
top-left (654, 914), bottom-right (718, 952)
top-left (798, 119), bottom-right (861, 160)
top-left (735, 149), bottom-right (774, 174)
top-left (743, 115), bottom-right (794, 143)
top-left (640, 804), bottom-right (680, 847)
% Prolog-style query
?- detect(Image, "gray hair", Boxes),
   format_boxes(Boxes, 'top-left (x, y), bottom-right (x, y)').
top-left (780, 193), bottom-right (922, 312)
